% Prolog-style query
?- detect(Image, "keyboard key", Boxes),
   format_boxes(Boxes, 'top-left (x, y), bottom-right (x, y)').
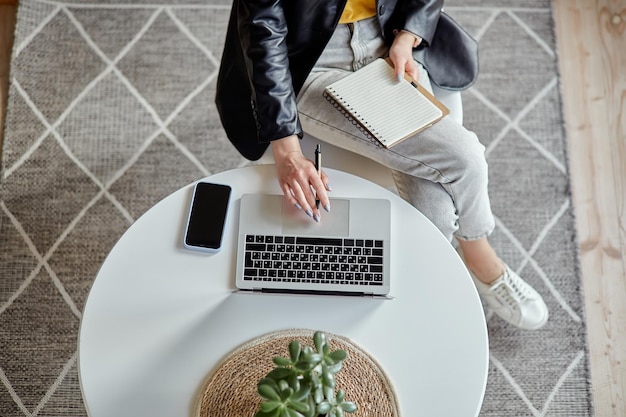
top-left (296, 237), bottom-right (343, 246)
top-left (368, 256), bottom-right (384, 264)
top-left (246, 243), bottom-right (265, 251)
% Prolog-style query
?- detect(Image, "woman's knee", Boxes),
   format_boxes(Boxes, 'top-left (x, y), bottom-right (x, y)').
top-left (447, 131), bottom-right (489, 186)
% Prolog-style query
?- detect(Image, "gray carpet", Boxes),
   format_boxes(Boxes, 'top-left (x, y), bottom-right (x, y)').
top-left (0, 0), bottom-right (594, 416)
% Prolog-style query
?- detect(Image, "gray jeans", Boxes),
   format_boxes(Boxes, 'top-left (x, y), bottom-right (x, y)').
top-left (296, 17), bottom-right (495, 243)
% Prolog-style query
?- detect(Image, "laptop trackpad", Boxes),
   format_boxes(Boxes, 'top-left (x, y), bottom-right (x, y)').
top-left (282, 198), bottom-right (350, 237)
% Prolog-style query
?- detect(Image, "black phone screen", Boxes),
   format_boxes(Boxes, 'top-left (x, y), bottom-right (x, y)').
top-left (184, 182), bottom-right (232, 251)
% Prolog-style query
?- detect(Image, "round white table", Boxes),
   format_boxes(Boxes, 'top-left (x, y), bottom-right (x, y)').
top-left (78, 164), bottom-right (488, 417)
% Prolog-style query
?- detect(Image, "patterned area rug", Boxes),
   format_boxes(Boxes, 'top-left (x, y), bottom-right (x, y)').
top-left (0, 0), bottom-right (594, 416)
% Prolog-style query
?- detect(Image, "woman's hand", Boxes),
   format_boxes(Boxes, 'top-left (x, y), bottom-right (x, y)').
top-left (388, 31), bottom-right (421, 82)
top-left (271, 135), bottom-right (331, 222)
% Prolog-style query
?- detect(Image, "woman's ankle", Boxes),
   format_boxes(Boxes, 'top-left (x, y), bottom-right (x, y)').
top-left (457, 238), bottom-right (505, 284)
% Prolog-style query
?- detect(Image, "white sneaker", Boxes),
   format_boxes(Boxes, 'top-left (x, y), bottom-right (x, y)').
top-left (471, 264), bottom-right (549, 330)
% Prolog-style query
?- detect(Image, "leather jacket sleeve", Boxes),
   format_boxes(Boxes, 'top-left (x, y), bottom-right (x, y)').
top-left (237, 0), bottom-right (302, 143)
top-left (378, 0), bottom-right (443, 46)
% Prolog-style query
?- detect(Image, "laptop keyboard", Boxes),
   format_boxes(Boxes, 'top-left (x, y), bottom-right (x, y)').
top-left (243, 234), bottom-right (385, 286)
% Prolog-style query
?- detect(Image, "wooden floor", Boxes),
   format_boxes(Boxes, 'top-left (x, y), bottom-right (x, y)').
top-left (0, 0), bottom-right (16, 155)
top-left (553, 1), bottom-right (626, 415)
top-left (0, 1), bottom-right (624, 416)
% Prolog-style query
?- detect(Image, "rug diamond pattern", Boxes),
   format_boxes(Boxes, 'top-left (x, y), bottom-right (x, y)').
top-left (70, 8), bottom-right (157, 61)
top-left (0, 270), bottom-right (79, 409)
top-left (0, 92), bottom-right (46, 169)
top-left (57, 72), bottom-right (161, 184)
top-left (12, 11), bottom-right (106, 123)
top-left (47, 198), bottom-right (130, 312)
top-left (0, 1), bottom-right (593, 416)
top-left (475, 12), bottom-right (557, 118)
top-left (116, 10), bottom-right (215, 120)
top-left (3, 136), bottom-right (101, 255)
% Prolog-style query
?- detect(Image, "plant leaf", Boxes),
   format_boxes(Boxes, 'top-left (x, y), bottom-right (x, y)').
top-left (314, 331), bottom-right (326, 352)
top-left (302, 346), bottom-right (313, 358)
top-left (321, 366), bottom-right (335, 388)
top-left (260, 401), bottom-right (281, 412)
top-left (268, 367), bottom-right (293, 380)
top-left (304, 396), bottom-right (317, 417)
top-left (274, 356), bottom-right (292, 367)
top-left (295, 359), bottom-right (314, 372)
top-left (278, 379), bottom-right (290, 392)
top-left (323, 385), bottom-right (335, 401)
top-left (291, 386), bottom-right (311, 402)
top-left (340, 402), bottom-right (357, 413)
top-left (287, 399), bottom-right (310, 413)
top-left (310, 372), bottom-right (321, 386)
top-left (255, 409), bottom-right (279, 417)
top-left (331, 407), bottom-right (344, 417)
top-left (317, 402), bottom-right (331, 414)
top-left (328, 350), bottom-right (347, 362)
top-left (327, 361), bottom-right (342, 374)
top-left (314, 386), bottom-right (324, 404)
top-left (336, 390), bottom-right (345, 402)
top-left (279, 386), bottom-right (294, 401)
top-left (288, 373), bottom-right (300, 392)
top-left (259, 378), bottom-right (279, 391)
top-left (282, 408), bottom-right (304, 417)
top-left (297, 353), bottom-right (322, 370)
top-left (258, 383), bottom-right (281, 401)
top-left (289, 340), bottom-right (301, 362)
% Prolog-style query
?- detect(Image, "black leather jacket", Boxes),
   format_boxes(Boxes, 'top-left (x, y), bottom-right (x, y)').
top-left (215, 0), bottom-right (477, 160)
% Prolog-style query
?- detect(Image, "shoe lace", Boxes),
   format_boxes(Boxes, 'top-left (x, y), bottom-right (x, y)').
top-left (490, 268), bottom-right (532, 308)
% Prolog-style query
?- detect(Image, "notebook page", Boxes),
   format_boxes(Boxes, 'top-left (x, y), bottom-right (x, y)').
top-left (325, 59), bottom-right (443, 146)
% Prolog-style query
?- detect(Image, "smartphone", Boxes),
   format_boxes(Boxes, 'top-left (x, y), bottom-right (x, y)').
top-left (183, 182), bottom-right (232, 253)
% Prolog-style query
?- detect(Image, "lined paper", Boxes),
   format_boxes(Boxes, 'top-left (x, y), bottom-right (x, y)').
top-left (324, 59), bottom-right (446, 147)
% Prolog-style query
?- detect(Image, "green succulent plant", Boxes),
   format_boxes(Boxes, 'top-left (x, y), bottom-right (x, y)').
top-left (255, 331), bottom-right (357, 417)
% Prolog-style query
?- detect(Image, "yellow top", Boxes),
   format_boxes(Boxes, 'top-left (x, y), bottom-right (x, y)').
top-left (339, 0), bottom-right (377, 24)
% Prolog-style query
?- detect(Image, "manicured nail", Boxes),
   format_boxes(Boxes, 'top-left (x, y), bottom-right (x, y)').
top-left (324, 204), bottom-right (331, 213)
top-left (313, 213), bottom-right (320, 222)
top-left (306, 209), bottom-right (313, 217)
top-left (326, 183), bottom-right (332, 192)
top-left (397, 74), bottom-right (403, 82)
top-left (295, 203), bottom-right (302, 210)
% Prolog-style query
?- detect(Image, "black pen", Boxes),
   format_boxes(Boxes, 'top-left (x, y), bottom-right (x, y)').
top-left (315, 144), bottom-right (321, 210)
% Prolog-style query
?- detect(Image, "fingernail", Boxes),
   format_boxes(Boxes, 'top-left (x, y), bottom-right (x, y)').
top-left (313, 213), bottom-right (320, 222)
top-left (326, 183), bottom-right (332, 192)
top-left (294, 203), bottom-right (302, 210)
top-left (397, 74), bottom-right (403, 82)
top-left (306, 209), bottom-right (313, 217)
top-left (324, 204), bottom-right (331, 213)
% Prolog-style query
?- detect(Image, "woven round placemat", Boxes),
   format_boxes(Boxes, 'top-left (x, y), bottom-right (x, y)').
top-left (194, 329), bottom-right (401, 417)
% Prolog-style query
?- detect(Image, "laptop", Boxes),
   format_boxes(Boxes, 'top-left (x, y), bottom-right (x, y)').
top-left (234, 193), bottom-right (391, 296)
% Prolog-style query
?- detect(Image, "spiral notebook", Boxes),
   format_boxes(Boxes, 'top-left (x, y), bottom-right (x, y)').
top-left (323, 58), bottom-right (449, 148)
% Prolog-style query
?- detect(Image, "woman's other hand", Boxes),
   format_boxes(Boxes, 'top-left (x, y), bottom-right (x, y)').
top-left (271, 135), bottom-right (331, 222)
top-left (389, 31), bottom-right (421, 82)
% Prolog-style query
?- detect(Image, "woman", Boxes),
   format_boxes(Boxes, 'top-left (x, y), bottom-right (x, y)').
top-left (215, 0), bottom-right (548, 330)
